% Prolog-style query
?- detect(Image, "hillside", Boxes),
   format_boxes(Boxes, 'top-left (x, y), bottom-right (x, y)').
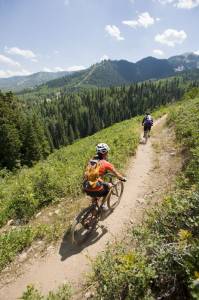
top-left (1, 78), bottom-right (188, 171)
top-left (33, 57), bottom-right (175, 91)
top-left (88, 89), bottom-right (199, 300)
top-left (0, 104), bottom-right (182, 300)
top-left (21, 52), bottom-right (199, 94)
top-left (0, 88), bottom-right (199, 299)
top-left (0, 71), bottom-right (70, 92)
top-left (1, 52), bottom-right (199, 94)
top-left (169, 52), bottom-right (199, 71)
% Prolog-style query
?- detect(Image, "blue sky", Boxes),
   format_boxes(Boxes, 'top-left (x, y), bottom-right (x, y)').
top-left (0, 0), bottom-right (199, 77)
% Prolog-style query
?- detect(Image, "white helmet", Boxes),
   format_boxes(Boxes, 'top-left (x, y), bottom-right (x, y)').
top-left (96, 143), bottom-right (110, 154)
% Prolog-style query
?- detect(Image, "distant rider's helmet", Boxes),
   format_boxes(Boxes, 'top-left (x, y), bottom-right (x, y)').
top-left (146, 111), bottom-right (150, 115)
top-left (96, 143), bottom-right (110, 154)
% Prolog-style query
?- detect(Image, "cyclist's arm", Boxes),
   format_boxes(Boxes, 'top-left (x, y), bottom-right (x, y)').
top-left (103, 161), bottom-right (125, 181)
top-left (111, 167), bottom-right (125, 181)
top-left (142, 116), bottom-right (146, 125)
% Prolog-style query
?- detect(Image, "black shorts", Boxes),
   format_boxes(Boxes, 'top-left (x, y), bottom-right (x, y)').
top-left (85, 183), bottom-right (110, 198)
top-left (144, 124), bottom-right (152, 131)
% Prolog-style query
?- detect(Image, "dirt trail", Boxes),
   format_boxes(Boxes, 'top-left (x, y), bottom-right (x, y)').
top-left (0, 116), bottom-right (182, 300)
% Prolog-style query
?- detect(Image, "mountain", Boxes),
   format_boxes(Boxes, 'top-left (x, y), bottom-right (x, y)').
top-left (1, 52), bottom-right (199, 93)
top-left (0, 71), bottom-right (70, 91)
top-left (136, 56), bottom-right (174, 81)
top-left (168, 52), bottom-right (199, 72)
top-left (42, 57), bottom-right (174, 91)
top-left (43, 53), bottom-right (199, 91)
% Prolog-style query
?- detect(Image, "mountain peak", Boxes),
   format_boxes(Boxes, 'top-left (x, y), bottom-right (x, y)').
top-left (1, 52), bottom-right (199, 92)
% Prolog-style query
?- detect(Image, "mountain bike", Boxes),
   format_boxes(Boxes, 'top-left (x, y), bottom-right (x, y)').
top-left (71, 175), bottom-right (125, 244)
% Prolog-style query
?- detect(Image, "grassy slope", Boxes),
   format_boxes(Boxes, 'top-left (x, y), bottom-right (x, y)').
top-left (89, 89), bottom-right (199, 300)
top-left (0, 114), bottom-right (143, 271)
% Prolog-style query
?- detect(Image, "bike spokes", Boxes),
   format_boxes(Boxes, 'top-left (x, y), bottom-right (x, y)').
top-left (107, 181), bottom-right (124, 210)
top-left (71, 206), bottom-right (99, 244)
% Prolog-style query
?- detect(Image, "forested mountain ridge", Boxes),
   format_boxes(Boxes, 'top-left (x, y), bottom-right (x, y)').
top-left (0, 71), bottom-right (70, 92)
top-left (1, 52), bottom-right (199, 93)
top-left (36, 57), bottom-right (175, 91)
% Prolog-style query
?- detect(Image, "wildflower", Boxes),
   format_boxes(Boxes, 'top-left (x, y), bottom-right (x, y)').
top-left (178, 229), bottom-right (192, 240)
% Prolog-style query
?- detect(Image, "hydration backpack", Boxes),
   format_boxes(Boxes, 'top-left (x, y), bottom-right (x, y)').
top-left (144, 115), bottom-right (153, 126)
top-left (83, 159), bottom-right (102, 190)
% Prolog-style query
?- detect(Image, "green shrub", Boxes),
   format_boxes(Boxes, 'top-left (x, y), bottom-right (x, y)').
top-left (90, 90), bottom-right (199, 299)
top-left (92, 245), bottom-right (155, 300)
top-left (21, 284), bottom-right (71, 300)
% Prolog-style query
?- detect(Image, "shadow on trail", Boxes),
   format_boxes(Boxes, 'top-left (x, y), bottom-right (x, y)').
top-left (59, 210), bottom-right (113, 262)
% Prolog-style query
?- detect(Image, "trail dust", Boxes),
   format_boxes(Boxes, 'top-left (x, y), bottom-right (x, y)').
top-left (0, 115), bottom-right (183, 300)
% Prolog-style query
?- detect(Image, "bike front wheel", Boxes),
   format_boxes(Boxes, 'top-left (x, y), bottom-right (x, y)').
top-left (71, 205), bottom-right (99, 244)
top-left (107, 180), bottom-right (124, 210)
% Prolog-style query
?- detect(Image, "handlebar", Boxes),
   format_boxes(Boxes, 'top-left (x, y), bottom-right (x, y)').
top-left (120, 177), bottom-right (127, 182)
top-left (104, 173), bottom-right (127, 183)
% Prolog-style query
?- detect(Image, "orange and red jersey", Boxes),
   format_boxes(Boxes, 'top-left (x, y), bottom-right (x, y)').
top-left (98, 159), bottom-right (114, 176)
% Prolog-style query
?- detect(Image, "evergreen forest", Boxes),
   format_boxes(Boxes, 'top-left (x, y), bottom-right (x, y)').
top-left (0, 77), bottom-right (198, 170)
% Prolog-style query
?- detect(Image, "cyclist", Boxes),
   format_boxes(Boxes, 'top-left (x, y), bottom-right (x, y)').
top-left (142, 111), bottom-right (153, 137)
top-left (83, 143), bottom-right (126, 201)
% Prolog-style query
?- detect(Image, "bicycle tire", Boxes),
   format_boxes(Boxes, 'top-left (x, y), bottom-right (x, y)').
top-left (107, 180), bottom-right (124, 210)
top-left (71, 205), bottom-right (99, 244)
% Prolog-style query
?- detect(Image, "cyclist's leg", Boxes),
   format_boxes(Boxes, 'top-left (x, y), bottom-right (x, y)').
top-left (86, 187), bottom-right (109, 205)
top-left (143, 125), bottom-right (148, 138)
top-left (100, 183), bottom-right (112, 209)
top-left (148, 126), bottom-right (151, 137)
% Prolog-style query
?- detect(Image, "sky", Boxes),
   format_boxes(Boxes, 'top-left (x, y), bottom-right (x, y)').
top-left (0, 0), bottom-right (199, 78)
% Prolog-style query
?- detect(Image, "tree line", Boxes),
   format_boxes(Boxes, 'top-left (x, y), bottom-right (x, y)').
top-left (0, 78), bottom-right (197, 170)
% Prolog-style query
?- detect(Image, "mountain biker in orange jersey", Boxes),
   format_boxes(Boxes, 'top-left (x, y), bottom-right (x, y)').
top-left (142, 111), bottom-right (153, 137)
top-left (83, 143), bottom-right (126, 199)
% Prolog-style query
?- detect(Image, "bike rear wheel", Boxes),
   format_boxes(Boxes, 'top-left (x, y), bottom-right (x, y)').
top-left (71, 205), bottom-right (99, 244)
top-left (107, 181), bottom-right (124, 210)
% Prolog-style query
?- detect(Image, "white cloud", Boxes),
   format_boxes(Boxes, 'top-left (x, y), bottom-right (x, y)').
top-left (100, 55), bottom-right (109, 61)
top-left (66, 65), bottom-right (86, 72)
top-left (43, 65), bottom-right (86, 73)
top-left (43, 67), bottom-right (54, 72)
top-left (43, 67), bottom-right (65, 72)
top-left (122, 12), bottom-right (155, 29)
top-left (157, 0), bottom-right (199, 8)
top-left (175, 0), bottom-right (199, 9)
top-left (54, 67), bottom-right (65, 72)
top-left (0, 69), bottom-right (31, 78)
top-left (31, 58), bottom-right (38, 63)
top-left (194, 50), bottom-right (199, 55)
top-left (157, 0), bottom-right (175, 4)
top-left (0, 54), bottom-right (21, 67)
top-left (5, 46), bottom-right (37, 60)
top-left (155, 29), bottom-right (187, 47)
top-left (153, 49), bottom-right (165, 56)
top-left (105, 25), bottom-right (124, 41)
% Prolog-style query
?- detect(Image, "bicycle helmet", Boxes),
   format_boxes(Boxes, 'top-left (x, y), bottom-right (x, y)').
top-left (96, 143), bottom-right (110, 154)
